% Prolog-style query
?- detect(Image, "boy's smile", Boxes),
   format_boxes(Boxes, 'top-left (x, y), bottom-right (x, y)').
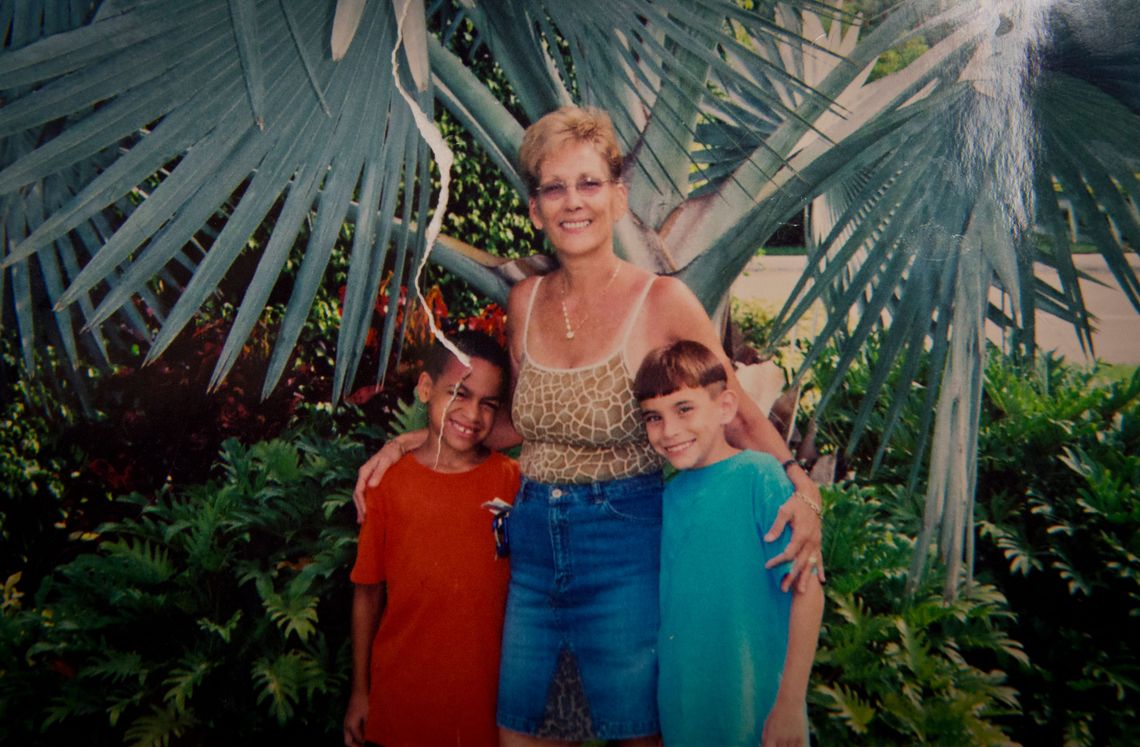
top-left (415, 354), bottom-right (504, 472)
top-left (640, 385), bottom-right (738, 471)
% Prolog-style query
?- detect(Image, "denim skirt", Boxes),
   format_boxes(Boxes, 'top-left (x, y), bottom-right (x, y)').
top-left (496, 471), bottom-right (664, 739)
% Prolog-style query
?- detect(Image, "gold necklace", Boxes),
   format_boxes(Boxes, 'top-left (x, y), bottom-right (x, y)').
top-left (559, 262), bottom-right (622, 340)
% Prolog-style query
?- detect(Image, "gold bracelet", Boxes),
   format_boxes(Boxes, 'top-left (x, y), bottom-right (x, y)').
top-left (793, 490), bottom-right (822, 517)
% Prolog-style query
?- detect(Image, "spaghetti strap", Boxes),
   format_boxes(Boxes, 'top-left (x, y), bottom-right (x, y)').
top-left (520, 275), bottom-right (545, 360)
top-left (618, 275), bottom-right (658, 348)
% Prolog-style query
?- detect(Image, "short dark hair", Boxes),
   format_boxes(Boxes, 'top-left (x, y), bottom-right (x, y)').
top-left (633, 340), bottom-right (727, 402)
top-left (422, 330), bottom-right (511, 395)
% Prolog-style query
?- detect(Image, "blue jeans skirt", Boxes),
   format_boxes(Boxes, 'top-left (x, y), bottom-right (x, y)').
top-left (496, 472), bottom-right (664, 739)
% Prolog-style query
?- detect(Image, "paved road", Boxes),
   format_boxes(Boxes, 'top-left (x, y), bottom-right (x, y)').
top-left (732, 254), bottom-right (1140, 365)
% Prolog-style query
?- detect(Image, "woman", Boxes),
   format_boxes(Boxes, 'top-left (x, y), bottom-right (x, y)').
top-left (354, 106), bottom-right (823, 746)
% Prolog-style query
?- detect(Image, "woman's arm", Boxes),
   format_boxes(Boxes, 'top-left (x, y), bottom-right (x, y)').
top-left (726, 390), bottom-right (825, 591)
top-left (646, 277), bottom-right (825, 590)
top-left (352, 430), bottom-right (426, 522)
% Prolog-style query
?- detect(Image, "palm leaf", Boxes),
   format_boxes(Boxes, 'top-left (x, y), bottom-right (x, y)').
top-left (4, 0), bottom-right (1139, 600)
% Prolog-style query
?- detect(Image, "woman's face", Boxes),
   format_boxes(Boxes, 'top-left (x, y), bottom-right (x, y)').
top-left (528, 140), bottom-right (627, 260)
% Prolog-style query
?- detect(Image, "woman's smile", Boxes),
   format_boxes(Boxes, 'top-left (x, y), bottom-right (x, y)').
top-left (528, 141), bottom-right (626, 258)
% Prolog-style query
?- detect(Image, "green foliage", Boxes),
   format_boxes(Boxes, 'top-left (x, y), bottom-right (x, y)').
top-left (428, 122), bottom-right (540, 319)
top-left (3, 432), bottom-right (363, 744)
top-left (730, 297), bottom-right (778, 350)
top-left (809, 344), bottom-right (1140, 745)
top-left (0, 356), bottom-right (74, 572)
top-left (868, 35), bottom-right (930, 81)
top-left (0, 343), bottom-right (112, 588)
top-left (387, 395), bottom-right (429, 435)
top-left (805, 332), bottom-right (934, 486)
top-left (974, 358), bottom-right (1140, 746)
top-left (813, 483), bottom-right (1023, 746)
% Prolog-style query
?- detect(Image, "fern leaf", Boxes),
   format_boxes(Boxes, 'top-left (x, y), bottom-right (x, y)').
top-left (260, 584), bottom-right (319, 642)
top-left (251, 440), bottom-right (303, 484)
top-left (101, 538), bottom-right (175, 585)
top-left (162, 652), bottom-right (214, 711)
top-left (80, 650), bottom-right (147, 685)
top-left (389, 396), bottom-right (427, 435)
top-left (251, 652), bottom-right (316, 725)
top-left (123, 704), bottom-right (198, 747)
top-left (196, 610), bottom-right (243, 643)
top-left (815, 683), bottom-right (876, 735)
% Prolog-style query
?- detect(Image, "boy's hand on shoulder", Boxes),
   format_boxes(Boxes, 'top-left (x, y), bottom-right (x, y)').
top-left (761, 697), bottom-right (807, 747)
top-left (343, 691), bottom-right (369, 747)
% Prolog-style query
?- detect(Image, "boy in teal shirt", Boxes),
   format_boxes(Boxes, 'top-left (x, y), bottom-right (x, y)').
top-left (633, 340), bottom-right (824, 747)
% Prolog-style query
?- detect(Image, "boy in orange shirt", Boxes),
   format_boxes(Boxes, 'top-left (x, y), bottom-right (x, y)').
top-left (343, 331), bottom-right (520, 747)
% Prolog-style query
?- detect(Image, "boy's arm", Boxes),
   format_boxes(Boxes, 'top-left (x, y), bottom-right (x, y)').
top-left (344, 583), bottom-right (386, 747)
top-left (762, 580), bottom-right (824, 747)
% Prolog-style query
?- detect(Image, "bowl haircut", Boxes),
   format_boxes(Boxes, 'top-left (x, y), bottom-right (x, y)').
top-left (633, 340), bottom-right (728, 403)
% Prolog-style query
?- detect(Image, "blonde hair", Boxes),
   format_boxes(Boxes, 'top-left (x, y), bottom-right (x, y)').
top-left (518, 106), bottom-right (624, 193)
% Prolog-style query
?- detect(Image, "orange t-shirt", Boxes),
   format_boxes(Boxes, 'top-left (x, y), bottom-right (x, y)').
top-left (350, 451), bottom-right (520, 747)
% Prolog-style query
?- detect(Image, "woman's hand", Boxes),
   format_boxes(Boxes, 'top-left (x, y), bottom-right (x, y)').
top-left (352, 429), bottom-right (428, 522)
top-left (764, 480), bottom-right (824, 592)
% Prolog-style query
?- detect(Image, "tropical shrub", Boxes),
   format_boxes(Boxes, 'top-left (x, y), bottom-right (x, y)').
top-left (730, 296), bottom-right (778, 354)
top-left (812, 482), bottom-right (1024, 746)
top-left (3, 432), bottom-right (363, 745)
top-left (975, 359), bottom-right (1140, 746)
top-left (807, 341), bottom-right (1140, 746)
top-left (0, 344), bottom-right (113, 590)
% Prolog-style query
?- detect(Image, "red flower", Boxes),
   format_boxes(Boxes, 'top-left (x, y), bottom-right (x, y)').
top-left (461, 303), bottom-right (508, 346)
top-left (345, 383), bottom-right (384, 405)
top-left (87, 458), bottom-right (135, 492)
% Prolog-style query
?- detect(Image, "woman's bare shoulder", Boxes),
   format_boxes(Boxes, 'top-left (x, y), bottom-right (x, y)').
top-left (506, 275), bottom-right (543, 357)
top-left (646, 273), bottom-right (703, 311)
top-left (507, 275), bottom-right (541, 311)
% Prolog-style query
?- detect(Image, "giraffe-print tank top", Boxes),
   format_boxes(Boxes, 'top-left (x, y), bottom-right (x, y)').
top-left (511, 275), bottom-right (664, 484)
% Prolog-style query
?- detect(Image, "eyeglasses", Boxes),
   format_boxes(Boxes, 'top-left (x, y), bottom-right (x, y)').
top-left (535, 177), bottom-right (615, 202)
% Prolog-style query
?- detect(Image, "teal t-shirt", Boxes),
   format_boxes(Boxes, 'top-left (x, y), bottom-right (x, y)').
top-left (657, 450), bottom-right (796, 747)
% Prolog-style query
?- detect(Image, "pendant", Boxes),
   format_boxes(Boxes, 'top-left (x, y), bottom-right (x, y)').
top-left (560, 299), bottom-right (576, 341)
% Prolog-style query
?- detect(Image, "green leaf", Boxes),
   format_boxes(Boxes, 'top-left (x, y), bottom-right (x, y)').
top-left (123, 704), bottom-right (199, 747)
top-left (162, 652), bottom-right (214, 711)
top-left (251, 651), bottom-right (323, 725)
top-left (815, 682), bottom-right (876, 735)
top-left (259, 582), bottom-right (319, 642)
